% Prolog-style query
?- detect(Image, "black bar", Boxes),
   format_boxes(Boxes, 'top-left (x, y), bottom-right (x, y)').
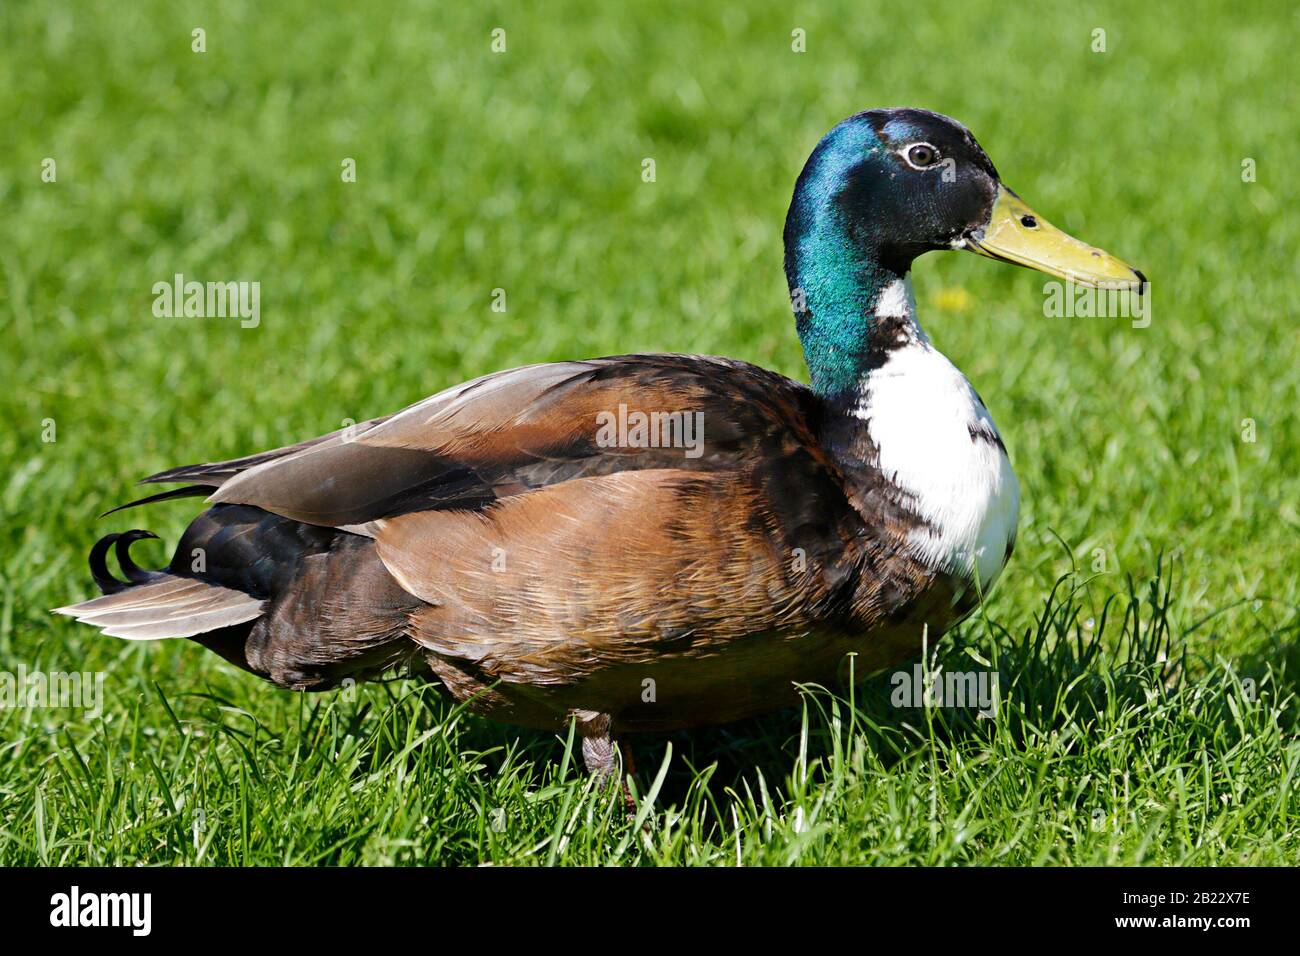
top-left (0, 866), bottom-right (1280, 941)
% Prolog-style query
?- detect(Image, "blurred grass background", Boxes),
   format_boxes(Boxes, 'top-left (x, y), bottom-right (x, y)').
top-left (0, 0), bottom-right (1297, 864)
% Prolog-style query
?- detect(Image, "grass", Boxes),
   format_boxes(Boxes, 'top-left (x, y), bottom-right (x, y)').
top-left (2, 0), bottom-right (1297, 865)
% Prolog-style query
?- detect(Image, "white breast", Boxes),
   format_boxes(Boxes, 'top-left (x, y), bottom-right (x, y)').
top-left (854, 342), bottom-right (1020, 589)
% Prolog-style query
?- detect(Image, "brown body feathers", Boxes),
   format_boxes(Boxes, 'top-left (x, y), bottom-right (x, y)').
top-left (58, 355), bottom-right (973, 733)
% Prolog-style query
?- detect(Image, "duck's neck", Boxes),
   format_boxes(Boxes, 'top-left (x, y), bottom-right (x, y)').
top-left (784, 201), bottom-right (926, 402)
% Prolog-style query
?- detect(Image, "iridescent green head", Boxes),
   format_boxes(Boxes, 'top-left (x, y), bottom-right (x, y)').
top-left (783, 108), bottom-right (1143, 397)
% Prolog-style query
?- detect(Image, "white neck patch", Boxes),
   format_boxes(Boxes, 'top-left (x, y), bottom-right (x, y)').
top-left (874, 275), bottom-right (914, 318)
top-left (854, 276), bottom-right (1020, 588)
top-left (872, 276), bottom-right (931, 345)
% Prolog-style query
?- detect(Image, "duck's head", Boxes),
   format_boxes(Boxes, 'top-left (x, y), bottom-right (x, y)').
top-left (785, 108), bottom-right (1144, 394)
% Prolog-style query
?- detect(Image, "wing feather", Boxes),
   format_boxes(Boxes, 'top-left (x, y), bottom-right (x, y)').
top-left (187, 355), bottom-right (826, 530)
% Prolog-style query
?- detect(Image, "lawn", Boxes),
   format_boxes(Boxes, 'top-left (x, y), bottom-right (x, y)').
top-left (1, 0), bottom-right (1297, 865)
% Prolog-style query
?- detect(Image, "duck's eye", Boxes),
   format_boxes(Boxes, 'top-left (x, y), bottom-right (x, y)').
top-left (905, 143), bottom-right (940, 169)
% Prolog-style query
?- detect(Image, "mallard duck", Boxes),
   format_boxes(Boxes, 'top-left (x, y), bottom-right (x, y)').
top-left (57, 108), bottom-right (1142, 777)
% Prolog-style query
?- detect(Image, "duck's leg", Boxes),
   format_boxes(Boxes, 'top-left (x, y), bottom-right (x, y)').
top-left (571, 709), bottom-right (635, 812)
top-left (573, 710), bottom-right (616, 775)
top-left (618, 739), bottom-right (637, 778)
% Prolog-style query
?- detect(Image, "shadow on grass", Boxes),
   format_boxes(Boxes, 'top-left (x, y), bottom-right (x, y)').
top-left (621, 557), bottom-right (1296, 811)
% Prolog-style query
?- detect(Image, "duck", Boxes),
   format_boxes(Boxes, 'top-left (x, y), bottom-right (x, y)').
top-left (56, 108), bottom-right (1142, 779)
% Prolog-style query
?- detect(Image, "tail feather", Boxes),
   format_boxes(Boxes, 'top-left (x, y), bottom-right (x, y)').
top-left (54, 574), bottom-right (265, 640)
top-left (57, 507), bottom-right (423, 689)
top-left (60, 575), bottom-right (202, 615)
top-left (113, 530), bottom-right (161, 583)
top-left (54, 530), bottom-right (266, 640)
top-left (100, 485), bottom-right (211, 517)
top-left (67, 583), bottom-right (245, 625)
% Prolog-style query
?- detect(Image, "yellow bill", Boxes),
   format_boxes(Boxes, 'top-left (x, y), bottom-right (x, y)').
top-left (967, 185), bottom-right (1145, 291)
